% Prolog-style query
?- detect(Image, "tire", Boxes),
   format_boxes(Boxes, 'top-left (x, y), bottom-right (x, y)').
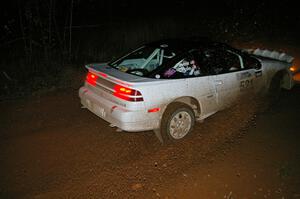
top-left (268, 72), bottom-right (283, 104)
top-left (160, 102), bottom-right (195, 143)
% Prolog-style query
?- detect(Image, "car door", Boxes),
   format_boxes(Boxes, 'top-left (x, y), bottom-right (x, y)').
top-left (188, 50), bottom-right (218, 117)
top-left (241, 53), bottom-right (263, 93)
top-left (157, 51), bottom-right (219, 117)
top-left (206, 49), bottom-right (256, 109)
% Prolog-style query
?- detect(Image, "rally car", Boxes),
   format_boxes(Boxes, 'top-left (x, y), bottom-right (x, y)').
top-left (79, 38), bottom-right (294, 142)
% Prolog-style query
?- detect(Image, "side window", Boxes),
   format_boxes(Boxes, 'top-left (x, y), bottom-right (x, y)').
top-left (191, 50), bottom-right (209, 75)
top-left (205, 50), bottom-right (241, 74)
top-left (223, 51), bottom-right (241, 72)
top-left (243, 54), bottom-right (261, 69)
top-left (161, 53), bottom-right (202, 78)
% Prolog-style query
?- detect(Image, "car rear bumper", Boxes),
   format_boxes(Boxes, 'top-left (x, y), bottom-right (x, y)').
top-left (79, 86), bottom-right (160, 132)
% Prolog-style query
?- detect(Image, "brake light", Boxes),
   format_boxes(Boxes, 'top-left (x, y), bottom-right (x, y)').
top-left (119, 87), bottom-right (133, 94)
top-left (114, 85), bottom-right (143, 102)
top-left (86, 72), bottom-right (99, 86)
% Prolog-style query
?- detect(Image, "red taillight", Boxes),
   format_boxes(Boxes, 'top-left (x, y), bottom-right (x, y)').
top-left (114, 85), bottom-right (143, 102)
top-left (148, 107), bottom-right (160, 113)
top-left (86, 72), bottom-right (99, 86)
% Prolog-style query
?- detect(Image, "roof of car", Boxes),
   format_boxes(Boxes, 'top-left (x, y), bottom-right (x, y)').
top-left (146, 37), bottom-right (227, 50)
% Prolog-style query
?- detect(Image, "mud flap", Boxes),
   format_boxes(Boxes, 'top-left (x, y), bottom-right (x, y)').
top-left (153, 129), bottom-right (163, 144)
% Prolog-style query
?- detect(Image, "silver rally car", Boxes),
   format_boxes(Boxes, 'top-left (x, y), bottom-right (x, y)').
top-left (79, 38), bottom-right (294, 142)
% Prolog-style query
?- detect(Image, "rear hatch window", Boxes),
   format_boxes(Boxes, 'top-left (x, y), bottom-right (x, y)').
top-left (109, 45), bottom-right (176, 77)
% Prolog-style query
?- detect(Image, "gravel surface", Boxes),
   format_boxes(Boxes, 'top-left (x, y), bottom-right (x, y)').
top-left (1, 82), bottom-right (299, 199)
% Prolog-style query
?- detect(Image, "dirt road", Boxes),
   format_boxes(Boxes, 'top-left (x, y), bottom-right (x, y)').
top-left (1, 83), bottom-right (300, 199)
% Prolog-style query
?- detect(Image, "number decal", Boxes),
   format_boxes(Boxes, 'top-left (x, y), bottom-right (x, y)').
top-left (240, 79), bottom-right (253, 90)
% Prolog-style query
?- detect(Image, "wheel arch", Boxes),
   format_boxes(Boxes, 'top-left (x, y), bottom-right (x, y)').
top-left (270, 69), bottom-right (293, 90)
top-left (281, 69), bottom-right (294, 89)
top-left (163, 96), bottom-right (201, 118)
top-left (159, 99), bottom-right (197, 143)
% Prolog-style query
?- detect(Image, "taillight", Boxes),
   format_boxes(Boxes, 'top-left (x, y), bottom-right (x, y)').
top-left (114, 85), bottom-right (143, 102)
top-left (86, 72), bottom-right (99, 86)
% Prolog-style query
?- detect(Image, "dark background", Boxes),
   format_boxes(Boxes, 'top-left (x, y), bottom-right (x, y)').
top-left (1, 0), bottom-right (299, 97)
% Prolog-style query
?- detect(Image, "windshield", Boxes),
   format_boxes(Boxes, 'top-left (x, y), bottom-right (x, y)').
top-left (109, 45), bottom-right (176, 77)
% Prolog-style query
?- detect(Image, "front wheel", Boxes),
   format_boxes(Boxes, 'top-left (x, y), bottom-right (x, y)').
top-left (160, 102), bottom-right (195, 143)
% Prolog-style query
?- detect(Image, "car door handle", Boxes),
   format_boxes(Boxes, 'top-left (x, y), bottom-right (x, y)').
top-left (215, 80), bottom-right (223, 85)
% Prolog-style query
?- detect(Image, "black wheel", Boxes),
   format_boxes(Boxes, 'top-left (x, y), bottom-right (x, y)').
top-left (160, 102), bottom-right (195, 142)
top-left (268, 72), bottom-right (283, 103)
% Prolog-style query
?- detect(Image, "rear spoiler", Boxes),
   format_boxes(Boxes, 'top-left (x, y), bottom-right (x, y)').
top-left (244, 48), bottom-right (294, 63)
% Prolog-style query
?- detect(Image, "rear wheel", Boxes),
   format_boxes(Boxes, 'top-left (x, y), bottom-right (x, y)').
top-left (160, 102), bottom-right (195, 143)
